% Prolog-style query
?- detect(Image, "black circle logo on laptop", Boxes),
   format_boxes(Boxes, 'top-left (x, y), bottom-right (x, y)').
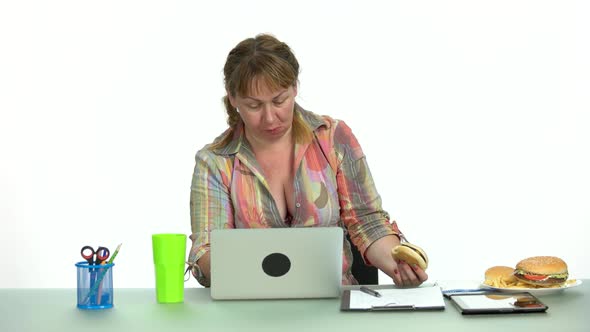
top-left (262, 253), bottom-right (291, 277)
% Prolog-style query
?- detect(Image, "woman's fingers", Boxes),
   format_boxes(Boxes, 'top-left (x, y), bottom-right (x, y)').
top-left (399, 262), bottom-right (415, 286)
top-left (395, 262), bottom-right (428, 287)
top-left (392, 263), bottom-right (403, 286)
top-left (412, 264), bottom-right (429, 282)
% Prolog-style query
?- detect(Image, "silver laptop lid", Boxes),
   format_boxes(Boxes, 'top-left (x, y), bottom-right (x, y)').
top-left (210, 227), bottom-right (343, 300)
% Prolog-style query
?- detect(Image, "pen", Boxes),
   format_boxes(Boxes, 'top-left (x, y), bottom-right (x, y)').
top-left (441, 289), bottom-right (492, 298)
top-left (442, 288), bottom-right (487, 294)
top-left (360, 286), bottom-right (381, 298)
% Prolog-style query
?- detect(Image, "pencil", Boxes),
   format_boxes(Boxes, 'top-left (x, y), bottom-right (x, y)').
top-left (107, 243), bottom-right (122, 264)
top-left (85, 243), bottom-right (122, 305)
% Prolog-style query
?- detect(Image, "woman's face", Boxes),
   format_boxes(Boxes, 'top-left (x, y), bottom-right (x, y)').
top-left (229, 79), bottom-right (297, 146)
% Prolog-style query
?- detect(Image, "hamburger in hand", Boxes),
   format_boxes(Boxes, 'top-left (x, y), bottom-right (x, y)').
top-left (514, 256), bottom-right (569, 287)
top-left (391, 243), bottom-right (428, 270)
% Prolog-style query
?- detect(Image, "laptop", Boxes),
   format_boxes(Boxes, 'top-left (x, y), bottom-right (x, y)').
top-left (210, 227), bottom-right (343, 300)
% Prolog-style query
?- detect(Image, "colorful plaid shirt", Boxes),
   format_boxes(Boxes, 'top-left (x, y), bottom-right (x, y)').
top-left (189, 105), bottom-right (400, 285)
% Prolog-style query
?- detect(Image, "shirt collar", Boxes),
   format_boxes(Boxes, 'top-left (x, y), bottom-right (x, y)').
top-left (211, 103), bottom-right (327, 156)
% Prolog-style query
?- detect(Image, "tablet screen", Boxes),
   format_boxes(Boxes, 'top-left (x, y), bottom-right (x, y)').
top-left (450, 292), bottom-right (548, 314)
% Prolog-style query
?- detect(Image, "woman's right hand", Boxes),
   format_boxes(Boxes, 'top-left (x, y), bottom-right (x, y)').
top-left (365, 235), bottom-right (428, 287)
top-left (393, 259), bottom-right (428, 287)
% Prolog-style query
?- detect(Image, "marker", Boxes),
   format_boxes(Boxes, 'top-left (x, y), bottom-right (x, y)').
top-left (360, 286), bottom-right (382, 298)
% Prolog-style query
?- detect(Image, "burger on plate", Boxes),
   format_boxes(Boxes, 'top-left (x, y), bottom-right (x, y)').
top-left (513, 256), bottom-right (569, 287)
top-left (484, 265), bottom-right (516, 286)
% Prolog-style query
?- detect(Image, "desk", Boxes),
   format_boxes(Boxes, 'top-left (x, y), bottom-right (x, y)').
top-left (1, 281), bottom-right (587, 332)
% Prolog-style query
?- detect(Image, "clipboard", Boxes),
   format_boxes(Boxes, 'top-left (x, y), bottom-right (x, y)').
top-left (340, 286), bottom-right (446, 311)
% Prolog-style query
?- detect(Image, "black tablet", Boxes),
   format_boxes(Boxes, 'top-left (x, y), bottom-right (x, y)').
top-left (449, 292), bottom-right (548, 315)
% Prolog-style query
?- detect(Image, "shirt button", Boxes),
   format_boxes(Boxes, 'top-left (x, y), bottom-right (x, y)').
top-left (295, 203), bottom-right (301, 208)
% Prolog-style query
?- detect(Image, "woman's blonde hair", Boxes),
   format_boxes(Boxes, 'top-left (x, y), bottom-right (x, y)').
top-left (211, 34), bottom-right (313, 150)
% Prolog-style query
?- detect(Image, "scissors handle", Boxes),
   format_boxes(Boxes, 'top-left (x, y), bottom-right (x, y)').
top-left (95, 246), bottom-right (110, 265)
top-left (80, 245), bottom-right (96, 265)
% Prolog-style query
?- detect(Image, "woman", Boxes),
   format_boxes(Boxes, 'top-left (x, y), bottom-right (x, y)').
top-left (188, 34), bottom-right (428, 287)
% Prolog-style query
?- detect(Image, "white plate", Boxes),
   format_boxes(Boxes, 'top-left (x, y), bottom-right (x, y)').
top-left (480, 279), bottom-right (582, 296)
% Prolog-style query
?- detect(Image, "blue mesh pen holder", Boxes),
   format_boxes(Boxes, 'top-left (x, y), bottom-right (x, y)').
top-left (75, 261), bottom-right (115, 309)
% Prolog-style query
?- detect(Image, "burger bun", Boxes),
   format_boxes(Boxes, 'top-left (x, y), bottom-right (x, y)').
top-left (485, 266), bottom-right (516, 284)
top-left (391, 243), bottom-right (428, 270)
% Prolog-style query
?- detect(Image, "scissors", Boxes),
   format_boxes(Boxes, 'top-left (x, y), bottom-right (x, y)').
top-left (80, 246), bottom-right (110, 265)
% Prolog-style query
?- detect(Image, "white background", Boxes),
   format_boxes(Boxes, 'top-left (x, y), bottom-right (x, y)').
top-left (1, 1), bottom-right (588, 288)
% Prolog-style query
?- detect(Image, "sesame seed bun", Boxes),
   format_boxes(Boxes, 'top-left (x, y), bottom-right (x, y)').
top-left (515, 256), bottom-right (568, 275)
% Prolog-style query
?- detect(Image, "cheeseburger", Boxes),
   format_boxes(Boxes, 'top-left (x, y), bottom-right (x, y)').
top-left (391, 243), bottom-right (428, 270)
top-left (513, 256), bottom-right (569, 287)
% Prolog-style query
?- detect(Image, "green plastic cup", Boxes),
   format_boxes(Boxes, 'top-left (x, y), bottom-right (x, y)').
top-left (152, 233), bottom-right (187, 303)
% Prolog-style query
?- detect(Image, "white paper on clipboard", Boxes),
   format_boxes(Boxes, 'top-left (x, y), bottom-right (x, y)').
top-left (342, 286), bottom-right (445, 311)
